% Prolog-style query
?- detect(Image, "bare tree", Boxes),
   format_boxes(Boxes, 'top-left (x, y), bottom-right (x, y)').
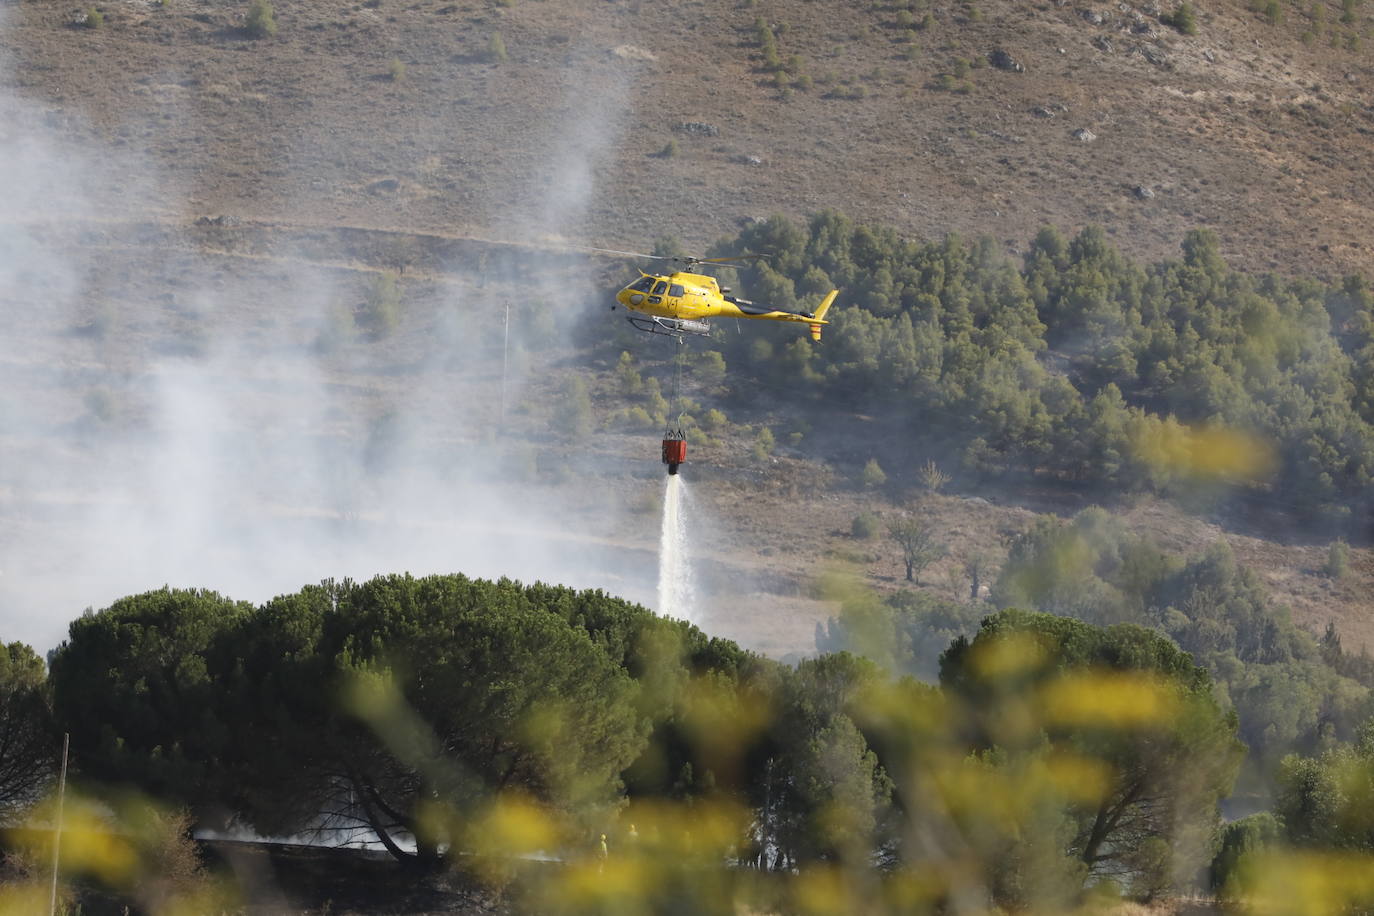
top-left (917, 458), bottom-right (951, 493)
top-left (963, 552), bottom-right (992, 601)
top-left (887, 515), bottom-right (946, 583)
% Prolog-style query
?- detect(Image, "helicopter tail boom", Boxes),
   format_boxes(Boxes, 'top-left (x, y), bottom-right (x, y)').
top-left (808, 290), bottom-right (839, 340)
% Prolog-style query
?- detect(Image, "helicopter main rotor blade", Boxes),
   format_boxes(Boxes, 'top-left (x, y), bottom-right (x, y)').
top-left (690, 253), bottom-right (770, 264)
top-left (568, 244), bottom-right (680, 261)
top-left (555, 245), bottom-right (772, 268)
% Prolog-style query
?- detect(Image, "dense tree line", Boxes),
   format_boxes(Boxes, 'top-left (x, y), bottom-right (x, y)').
top-left (0, 576), bottom-right (1253, 909)
top-left (46, 577), bottom-right (750, 866)
top-left (688, 213), bottom-right (1374, 525)
top-left (7, 572), bottom-right (1374, 908)
top-left (823, 508), bottom-right (1374, 773)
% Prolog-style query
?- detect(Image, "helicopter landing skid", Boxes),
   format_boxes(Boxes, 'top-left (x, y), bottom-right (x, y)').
top-left (627, 315), bottom-right (712, 339)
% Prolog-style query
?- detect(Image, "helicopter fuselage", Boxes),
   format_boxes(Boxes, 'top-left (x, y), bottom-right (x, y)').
top-left (615, 271), bottom-right (836, 340)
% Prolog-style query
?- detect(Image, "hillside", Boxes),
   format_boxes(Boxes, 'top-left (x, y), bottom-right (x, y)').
top-left (3, 0), bottom-right (1374, 661)
top-left (9, 5), bottom-right (1374, 904)
top-left (3, 0), bottom-right (1373, 279)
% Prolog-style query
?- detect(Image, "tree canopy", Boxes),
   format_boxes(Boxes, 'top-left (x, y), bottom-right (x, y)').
top-left (48, 575), bottom-right (716, 864)
top-left (0, 641), bottom-right (56, 822)
top-left (940, 609), bottom-right (1243, 893)
top-left (691, 213), bottom-right (1374, 526)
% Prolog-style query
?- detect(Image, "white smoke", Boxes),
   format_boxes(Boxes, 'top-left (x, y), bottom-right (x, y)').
top-left (0, 11), bottom-right (661, 653)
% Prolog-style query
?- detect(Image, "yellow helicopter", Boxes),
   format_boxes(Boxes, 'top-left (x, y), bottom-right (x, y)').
top-left (596, 249), bottom-right (838, 340)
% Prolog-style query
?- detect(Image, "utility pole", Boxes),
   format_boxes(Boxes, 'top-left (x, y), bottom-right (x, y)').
top-left (500, 302), bottom-right (510, 431)
top-left (49, 732), bottom-right (68, 916)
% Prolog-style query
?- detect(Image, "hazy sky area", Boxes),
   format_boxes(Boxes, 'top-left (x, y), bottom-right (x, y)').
top-left (0, 17), bottom-right (681, 653)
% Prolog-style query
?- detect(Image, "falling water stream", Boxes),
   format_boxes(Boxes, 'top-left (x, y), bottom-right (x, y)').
top-left (657, 475), bottom-right (695, 623)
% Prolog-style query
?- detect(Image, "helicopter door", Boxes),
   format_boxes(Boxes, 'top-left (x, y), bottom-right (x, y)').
top-left (647, 280), bottom-right (668, 307)
top-left (666, 283), bottom-right (687, 316)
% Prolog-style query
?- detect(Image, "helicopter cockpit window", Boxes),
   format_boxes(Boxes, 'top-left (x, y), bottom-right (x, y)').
top-left (651, 281), bottom-right (668, 296)
top-left (629, 277), bottom-right (656, 293)
top-left (669, 284), bottom-right (685, 297)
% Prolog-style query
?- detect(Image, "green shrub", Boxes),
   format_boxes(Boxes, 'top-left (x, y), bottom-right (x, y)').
top-left (83, 7), bottom-right (104, 28)
top-left (753, 426), bottom-right (775, 461)
top-left (607, 406), bottom-right (654, 431)
top-left (1325, 540), bottom-right (1351, 580)
top-left (852, 512), bottom-right (882, 540)
top-left (362, 271), bottom-right (402, 337)
top-left (387, 58), bottom-right (407, 81)
top-left (861, 458), bottom-right (887, 489)
top-left (316, 305), bottom-right (356, 352)
top-left (486, 32), bottom-right (507, 62)
top-left (616, 351), bottom-right (644, 396)
top-left (1163, 2), bottom-right (1199, 34)
top-left (658, 140), bottom-right (679, 158)
top-left (554, 376), bottom-right (594, 441)
top-left (642, 377), bottom-right (669, 422)
top-left (244, 0), bottom-right (276, 37)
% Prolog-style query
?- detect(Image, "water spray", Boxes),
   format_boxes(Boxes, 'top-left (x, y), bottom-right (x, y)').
top-left (657, 474), bottom-right (694, 624)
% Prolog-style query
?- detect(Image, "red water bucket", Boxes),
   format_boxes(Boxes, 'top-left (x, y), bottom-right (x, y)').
top-left (661, 438), bottom-right (687, 475)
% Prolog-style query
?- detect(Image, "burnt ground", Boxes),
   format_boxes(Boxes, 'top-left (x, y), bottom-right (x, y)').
top-left (2, 0), bottom-right (1373, 279)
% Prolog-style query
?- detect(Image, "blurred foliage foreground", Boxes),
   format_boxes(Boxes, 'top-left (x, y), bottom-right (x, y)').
top-left (3, 576), bottom-right (1374, 913)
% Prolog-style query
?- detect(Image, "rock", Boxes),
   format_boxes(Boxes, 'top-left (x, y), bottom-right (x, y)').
top-left (1134, 185), bottom-right (1156, 199)
top-left (1081, 8), bottom-right (1106, 25)
top-left (734, 154), bottom-right (765, 166)
top-left (988, 49), bottom-right (1025, 72)
top-left (1202, 48), bottom-right (1217, 62)
top-left (1140, 45), bottom-right (1169, 67)
top-left (1093, 35), bottom-right (1114, 52)
top-left (367, 178), bottom-right (401, 193)
top-left (673, 121), bottom-right (720, 137)
top-left (1032, 106), bottom-right (1056, 118)
top-left (1073, 127), bottom-right (1097, 142)
top-left (610, 44), bottom-right (656, 62)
